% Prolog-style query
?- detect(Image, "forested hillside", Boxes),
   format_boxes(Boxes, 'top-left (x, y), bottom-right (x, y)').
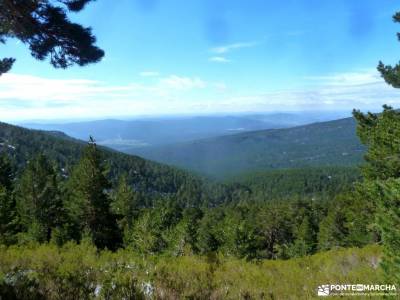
top-left (131, 117), bottom-right (365, 178)
top-left (0, 119), bottom-right (376, 251)
top-left (227, 166), bottom-right (361, 200)
top-left (0, 119), bottom-right (378, 256)
top-left (0, 122), bottom-right (210, 202)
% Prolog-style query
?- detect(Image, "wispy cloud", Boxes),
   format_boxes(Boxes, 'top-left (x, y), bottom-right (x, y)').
top-left (1, 70), bottom-right (399, 121)
top-left (304, 71), bottom-right (381, 86)
top-left (139, 71), bottom-right (160, 77)
top-left (210, 41), bottom-right (258, 54)
top-left (181, 70), bottom-right (400, 113)
top-left (0, 74), bottom-right (207, 104)
top-left (160, 75), bottom-right (206, 90)
top-left (209, 56), bottom-right (231, 63)
top-left (0, 73), bottom-right (211, 121)
top-left (230, 70), bottom-right (400, 111)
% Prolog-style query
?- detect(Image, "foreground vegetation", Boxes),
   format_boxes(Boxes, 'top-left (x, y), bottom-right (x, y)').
top-left (0, 243), bottom-right (382, 299)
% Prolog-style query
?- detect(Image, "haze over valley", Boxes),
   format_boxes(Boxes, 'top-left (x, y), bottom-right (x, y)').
top-left (21, 111), bottom-right (362, 178)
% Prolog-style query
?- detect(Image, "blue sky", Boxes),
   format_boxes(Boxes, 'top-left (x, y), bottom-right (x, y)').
top-left (2, 0), bottom-right (400, 121)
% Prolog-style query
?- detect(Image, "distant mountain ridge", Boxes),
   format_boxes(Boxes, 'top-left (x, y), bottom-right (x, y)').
top-left (21, 111), bottom-right (350, 152)
top-left (129, 117), bottom-right (365, 178)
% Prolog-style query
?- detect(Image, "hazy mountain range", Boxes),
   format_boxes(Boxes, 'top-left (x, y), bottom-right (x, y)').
top-left (18, 111), bottom-right (363, 178)
top-left (21, 111), bottom-right (351, 152)
top-left (130, 117), bottom-right (365, 178)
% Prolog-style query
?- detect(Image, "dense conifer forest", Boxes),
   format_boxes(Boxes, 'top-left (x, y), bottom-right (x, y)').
top-left (0, 121), bottom-right (371, 255)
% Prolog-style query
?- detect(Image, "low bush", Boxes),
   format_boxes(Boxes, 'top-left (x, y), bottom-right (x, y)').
top-left (0, 243), bottom-right (383, 299)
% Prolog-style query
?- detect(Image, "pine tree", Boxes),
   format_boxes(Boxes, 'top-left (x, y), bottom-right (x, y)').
top-left (349, 8), bottom-right (400, 285)
top-left (353, 65), bottom-right (400, 285)
top-left (111, 174), bottom-right (141, 244)
top-left (66, 140), bottom-right (120, 250)
top-left (182, 207), bottom-right (203, 244)
top-left (317, 207), bottom-right (347, 251)
top-left (0, 154), bottom-right (18, 245)
top-left (353, 106), bottom-right (400, 180)
top-left (0, 0), bottom-right (103, 75)
top-left (16, 154), bottom-right (63, 242)
top-left (128, 210), bottom-right (165, 254)
top-left (196, 208), bottom-right (225, 254)
top-left (343, 187), bottom-right (378, 247)
top-left (0, 154), bottom-right (13, 191)
top-left (352, 107), bottom-right (400, 284)
top-left (289, 216), bottom-right (314, 257)
top-left (377, 179), bottom-right (400, 284)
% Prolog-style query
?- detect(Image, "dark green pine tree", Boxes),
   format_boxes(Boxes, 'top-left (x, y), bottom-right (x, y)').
top-left (0, 0), bottom-right (103, 76)
top-left (317, 209), bottom-right (347, 251)
top-left (111, 174), bottom-right (141, 241)
top-left (178, 207), bottom-right (203, 253)
top-left (352, 10), bottom-right (400, 283)
top-left (0, 154), bottom-right (13, 191)
top-left (353, 107), bottom-right (400, 285)
top-left (66, 139), bottom-right (120, 250)
top-left (0, 154), bottom-right (18, 245)
top-left (377, 12), bottom-right (400, 90)
top-left (16, 154), bottom-right (63, 243)
top-left (376, 179), bottom-right (400, 285)
top-left (316, 190), bottom-right (377, 252)
top-left (289, 216), bottom-right (314, 257)
top-left (196, 208), bottom-right (225, 254)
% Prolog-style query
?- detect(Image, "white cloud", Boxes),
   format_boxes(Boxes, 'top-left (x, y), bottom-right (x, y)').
top-left (304, 70), bottom-right (381, 86)
top-left (0, 73), bottom-right (209, 121)
top-left (159, 75), bottom-right (206, 90)
top-left (210, 41), bottom-right (258, 54)
top-left (209, 56), bottom-right (231, 63)
top-left (183, 70), bottom-right (400, 113)
top-left (225, 70), bottom-right (400, 111)
top-left (1, 70), bottom-right (400, 122)
top-left (139, 71), bottom-right (160, 77)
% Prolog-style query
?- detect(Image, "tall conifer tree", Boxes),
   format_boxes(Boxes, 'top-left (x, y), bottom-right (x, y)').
top-left (66, 139), bottom-right (120, 249)
top-left (0, 154), bottom-right (18, 245)
top-left (352, 10), bottom-right (400, 284)
top-left (16, 154), bottom-right (62, 242)
top-left (353, 107), bottom-right (400, 285)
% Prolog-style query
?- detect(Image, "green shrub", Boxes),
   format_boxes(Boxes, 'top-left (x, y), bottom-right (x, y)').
top-left (0, 244), bottom-right (385, 299)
